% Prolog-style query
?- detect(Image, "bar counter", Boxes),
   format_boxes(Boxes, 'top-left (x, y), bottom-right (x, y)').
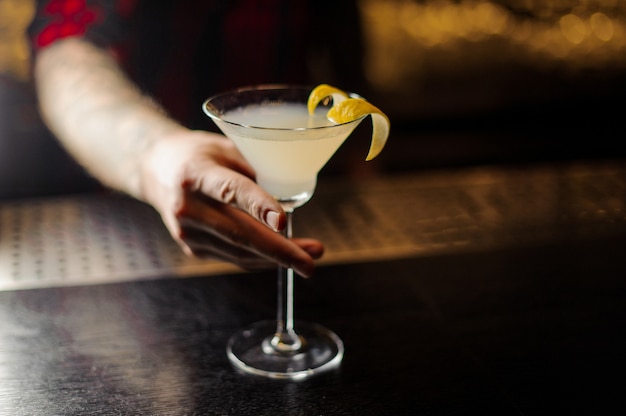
top-left (1, 160), bottom-right (625, 415)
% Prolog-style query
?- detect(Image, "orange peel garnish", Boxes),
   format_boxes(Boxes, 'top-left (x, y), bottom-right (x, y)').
top-left (308, 84), bottom-right (390, 161)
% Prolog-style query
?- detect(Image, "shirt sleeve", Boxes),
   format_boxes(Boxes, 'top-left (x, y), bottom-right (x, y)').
top-left (27, 0), bottom-right (137, 53)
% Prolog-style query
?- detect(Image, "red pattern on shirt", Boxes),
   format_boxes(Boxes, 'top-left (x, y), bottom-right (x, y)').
top-left (35, 0), bottom-right (101, 48)
top-left (29, 0), bottom-right (323, 126)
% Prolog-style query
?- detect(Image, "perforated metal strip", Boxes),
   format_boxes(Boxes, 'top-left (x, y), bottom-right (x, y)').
top-left (1, 161), bottom-right (625, 290)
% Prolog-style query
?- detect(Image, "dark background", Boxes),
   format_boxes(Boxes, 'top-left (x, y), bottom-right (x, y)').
top-left (2, 0), bottom-right (626, 199)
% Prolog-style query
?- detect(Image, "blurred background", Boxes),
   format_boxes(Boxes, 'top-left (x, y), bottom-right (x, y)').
top-left (0, 0), bottom-right (98, 199)
top-left (359, 0), bottom-right (626, 173)
top-left (1, 0), bottom-right (626, 199)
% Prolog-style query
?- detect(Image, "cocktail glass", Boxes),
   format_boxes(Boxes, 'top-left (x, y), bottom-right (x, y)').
top-left (203, 85), bottom-right (364, 379)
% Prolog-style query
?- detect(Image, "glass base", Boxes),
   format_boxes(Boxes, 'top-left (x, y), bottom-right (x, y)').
top-left (226, 320), bottom-right (344, 380)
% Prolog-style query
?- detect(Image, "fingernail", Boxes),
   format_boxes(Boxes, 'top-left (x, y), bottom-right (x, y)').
top-left (303, 245), bottom-right (324, 260)
top-left (265, 210), bottom-right (281, 232)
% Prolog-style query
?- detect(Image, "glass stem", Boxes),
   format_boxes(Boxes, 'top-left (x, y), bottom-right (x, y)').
top-left (271, 209), bottom-right (303, 353)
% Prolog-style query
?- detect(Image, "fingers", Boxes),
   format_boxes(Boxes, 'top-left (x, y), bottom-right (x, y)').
top-left (184, 163), bottom-right (286, 233)
top-left (145, 131), bottom-right (323, 276)
top-left (143, 131), bottom-right (285, 232)
top-left (180, 227), bottom-right (276, 271)
top-left (170, 193), bottom-right (321, 277)
top-left (291, 238), bottom-right (324, 260)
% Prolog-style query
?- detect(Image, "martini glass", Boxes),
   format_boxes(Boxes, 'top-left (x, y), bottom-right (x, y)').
top-left (203, 85), bottom-right (364, 379)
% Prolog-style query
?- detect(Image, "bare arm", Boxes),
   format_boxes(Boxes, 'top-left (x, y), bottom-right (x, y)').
top-left (34, 38), bottom-right (323, 276)
top-left (34, 38), bottom-right (181, 198)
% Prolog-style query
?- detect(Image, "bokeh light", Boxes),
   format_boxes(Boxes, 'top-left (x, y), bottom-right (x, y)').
top-left (0, 0), bottom-right (35, 81)
top-left (359, 0), bottom-right (626, 92)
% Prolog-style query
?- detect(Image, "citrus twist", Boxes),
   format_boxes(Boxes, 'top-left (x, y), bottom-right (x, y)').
top-left (307, 84), bottom-right (390, 161)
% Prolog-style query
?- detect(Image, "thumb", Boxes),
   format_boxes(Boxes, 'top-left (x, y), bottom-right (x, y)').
top-left (186, 164), bottom-right (285, 232)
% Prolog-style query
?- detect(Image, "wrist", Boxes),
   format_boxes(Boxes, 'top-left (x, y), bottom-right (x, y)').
top-left (135, 124), bottom-right (189, 205)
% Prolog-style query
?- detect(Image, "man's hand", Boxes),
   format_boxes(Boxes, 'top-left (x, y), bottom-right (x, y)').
top-left (34, 38), bottom-right (323, 277)
top-left (142, 130), bottom-right (324, 277)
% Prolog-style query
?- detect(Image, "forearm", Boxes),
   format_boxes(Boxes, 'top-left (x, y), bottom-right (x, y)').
top-left (32, 38), bottom-right (322, 275)
top-left (34, 38), bottom-right (186, 200)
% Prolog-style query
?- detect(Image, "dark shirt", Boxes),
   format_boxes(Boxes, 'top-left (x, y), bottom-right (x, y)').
top-left (28, 0), bottom-right (365, 129)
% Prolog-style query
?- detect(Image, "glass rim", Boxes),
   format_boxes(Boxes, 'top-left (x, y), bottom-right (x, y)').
top-left (202, 84), bottom-right (365, 132)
